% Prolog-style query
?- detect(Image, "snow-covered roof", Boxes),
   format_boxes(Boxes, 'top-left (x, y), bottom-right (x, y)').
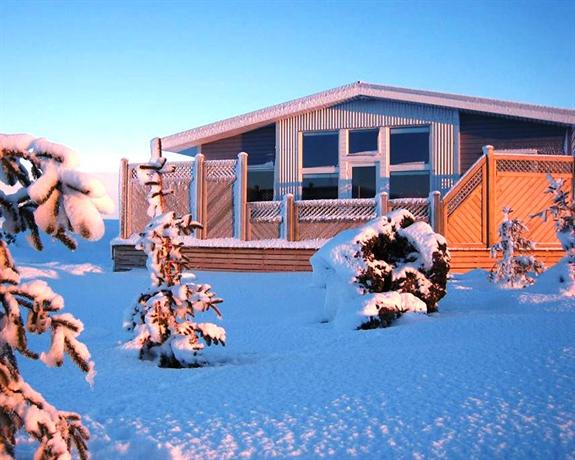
top-left (161, 81), bottom-right (575, 153)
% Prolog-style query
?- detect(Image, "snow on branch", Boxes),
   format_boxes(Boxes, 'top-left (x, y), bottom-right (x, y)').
top-left (125, 157), bottom-right (226, 368)
top-left (0, 133), bottom-right (111, 459)
top-left (489, 207), bottom-right (544, 288)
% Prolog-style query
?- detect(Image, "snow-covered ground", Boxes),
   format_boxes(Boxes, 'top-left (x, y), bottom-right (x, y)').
top-left (12, 221), bottom-right (575, 459)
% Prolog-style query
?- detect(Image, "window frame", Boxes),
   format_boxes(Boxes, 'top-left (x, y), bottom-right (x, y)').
top-left (348, 128), bottom-right (379, 156)
top-left (388, 126), bottom-right (431, 197)
top-left (389, 125), bottom-right (431, 169)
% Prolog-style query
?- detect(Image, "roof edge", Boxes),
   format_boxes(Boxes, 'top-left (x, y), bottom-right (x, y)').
top-left (161, 82), bottom-right (575, 153)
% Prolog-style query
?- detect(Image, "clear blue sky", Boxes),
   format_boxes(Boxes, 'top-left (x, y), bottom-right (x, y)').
top-left (1, 0), bottom-right (574, 172)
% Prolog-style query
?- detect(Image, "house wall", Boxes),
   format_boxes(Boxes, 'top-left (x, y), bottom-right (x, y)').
top-left (275, 98), bottom-right (460, 198)
top-left (459, 112), bottom-right (568, 173)
top-left (201, 124), bottom-right (275, 165)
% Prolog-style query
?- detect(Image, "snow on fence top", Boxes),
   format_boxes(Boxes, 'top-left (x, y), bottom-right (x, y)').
top-left (248, 201), bottom-right (282, 223)
top-left (296, 198), bottom-right (376, 222)
top-left (205, 159), bottom-right (237, 181)
top-left (389, 198), bottom-right (429, 222)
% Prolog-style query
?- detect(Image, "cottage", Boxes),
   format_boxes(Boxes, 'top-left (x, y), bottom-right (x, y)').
top-left (114, 82), bottom-right (575, 272)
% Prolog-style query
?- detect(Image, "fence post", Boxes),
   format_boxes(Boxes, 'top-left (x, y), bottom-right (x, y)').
top-left (429, 190), bottom-right (442, 234)
top-left (150, 137), bottom-right (162, 161)
top-left (281, 194), bottom-right (295, 241)
top-left (194, 153), bottom-right (207, 239)
top-left (484, 145), bottom-right (496, 246)
top-left (119, 158), bottom-right (129, 239)
top-left (234, 152), bottom-right (248, 240)
top-left (376, 191), bottom-right (389, 217)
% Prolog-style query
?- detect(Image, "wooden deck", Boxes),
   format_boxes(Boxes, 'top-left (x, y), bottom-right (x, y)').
top-left (113, 244), bottom-right (565, 274)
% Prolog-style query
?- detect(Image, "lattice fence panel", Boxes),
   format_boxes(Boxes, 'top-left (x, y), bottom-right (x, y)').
top-left (446, 168), bottom-right (482, 217)
top-left (296, 199), bottom-right (376, 223)
top-left (126, 162), bottom-right (194, 236)
top-left (205, 159), bottom-right (237, 181)
top-left (204, 159), bottom-right (237, 239)
top-left (497, 158), bottom-right (573, 175)
top-left (389, 198), bottom-right (429, 223)
top-left (248, 201), bottom-right (282, 240)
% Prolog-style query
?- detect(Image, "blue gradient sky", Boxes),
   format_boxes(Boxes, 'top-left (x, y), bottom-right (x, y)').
top-left (1, 0), bottom-right (574, 172)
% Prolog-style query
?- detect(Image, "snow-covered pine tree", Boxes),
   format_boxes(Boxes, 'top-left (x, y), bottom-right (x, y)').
top-left (0, 134), bottom-right (113, 459)
top-left (533, 174), bottom-right (575, 291)
top-left (124, 155), bottom-right (225, 368)
top-left (489, 207), bottom-right (544, 288)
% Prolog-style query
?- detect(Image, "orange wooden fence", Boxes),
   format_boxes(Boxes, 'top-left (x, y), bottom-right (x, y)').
top-left (441, 147), bottom-right (573, 249)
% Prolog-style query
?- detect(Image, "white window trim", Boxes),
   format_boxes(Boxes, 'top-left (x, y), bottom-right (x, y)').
top-left (302, 166), bottom-right (338, 175)
top-left (390, 162), bottom-right (431, 173)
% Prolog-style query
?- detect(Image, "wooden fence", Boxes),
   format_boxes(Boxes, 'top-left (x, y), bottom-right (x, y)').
top-left (119, 153), bottom-right (434, 242)
top-left (441, 147), bottom-right (574, 249)
top-left (119, 148), bottom-right (573, 249)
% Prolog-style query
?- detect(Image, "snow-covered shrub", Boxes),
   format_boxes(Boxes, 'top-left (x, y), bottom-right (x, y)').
top-left (489, 207), bottom-right (544, 288)
top-left (311, 210), bottom-right (450, 329)
top-left (532, 175), bottom-right (575, 295)
top-left (0, 134), bottom-right (113, 459)
top-left (124, 157), bottom-right (225, 368)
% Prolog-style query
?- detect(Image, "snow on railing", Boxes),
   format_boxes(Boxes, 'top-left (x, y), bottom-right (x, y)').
top-left (205, 159), bottom-right (237, 181)
top-left (389, 197), bottom-right (429, 222)
top-left (296, 198), bottom-right (376, 223)
top-left (248, 201), bottom-right (282, 223)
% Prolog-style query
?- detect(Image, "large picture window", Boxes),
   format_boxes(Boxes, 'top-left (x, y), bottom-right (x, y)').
top-left (390, 172), bottom-right (430, 199)
top-left (302, 174), bottom-right (338, 200)
top-left (390, 127), bottom-right (429, 165)
top-left (349, 129), bottom-right (378, 154)
top-left (302, 131), bottom-right (339, 200)
top-left (389, 127), bottom-right (430, 198)
top-left (248, 168), bottom-right (274, 202)
top-left (302, 132), bottom-right (338, 168)
top-left (352, 166), bottom-right (376, 198)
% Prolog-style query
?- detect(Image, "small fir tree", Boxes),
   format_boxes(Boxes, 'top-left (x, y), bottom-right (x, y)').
top-left (533, 174), bottom-right (575, 290)
top-left (124, 156), bottom-right (225, 368)
top-left (489, 207), bottom-right (544, 288)
top-left (0, 134), bottom-right (113, 459)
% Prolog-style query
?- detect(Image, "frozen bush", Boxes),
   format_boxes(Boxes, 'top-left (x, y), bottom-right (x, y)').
top-left (311, 210), bottom-right (450, 329)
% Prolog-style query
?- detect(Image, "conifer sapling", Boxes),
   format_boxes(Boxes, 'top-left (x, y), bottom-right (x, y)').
top-left (0, 134), bottom-right (113, 459)
top-left (533, 174), bottom-right (575, 292)
top-left (489, 207), bottom-right (544, 288)
top-left (124, 155), bottom-right (225, 368)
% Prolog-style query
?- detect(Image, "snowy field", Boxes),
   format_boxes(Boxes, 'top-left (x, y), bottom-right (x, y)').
top-left (12, 221), bottom-right (575, 459)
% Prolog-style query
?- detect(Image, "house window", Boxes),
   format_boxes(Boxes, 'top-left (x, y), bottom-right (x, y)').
top-left (352, 166), bottom-right (376, 198)
top-left (349, 129), bottom-right (378, 154)
top-left (302, 131), bottom-right (338, 168)
top-left (302, 174), bottom-right (338, 200)
top-left (390, 172), bottom-right (430, 199)
top-left (302, 131), bottom-right (339, 200)
top-left (390, 127), bottom-right (429, 165)
top-left (248, 168), bottom-right (274, 202)
top-left (389, 127), bottom-right (430, 198)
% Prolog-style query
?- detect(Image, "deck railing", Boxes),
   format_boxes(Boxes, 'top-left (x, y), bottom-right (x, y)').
top-left (124, 149), bottom-right (575, 246)
top-left (120, 153), bottom-right (436, 242)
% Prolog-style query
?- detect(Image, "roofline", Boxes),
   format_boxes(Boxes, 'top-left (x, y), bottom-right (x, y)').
top-left (161, 82), bottom-right (575, 153)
